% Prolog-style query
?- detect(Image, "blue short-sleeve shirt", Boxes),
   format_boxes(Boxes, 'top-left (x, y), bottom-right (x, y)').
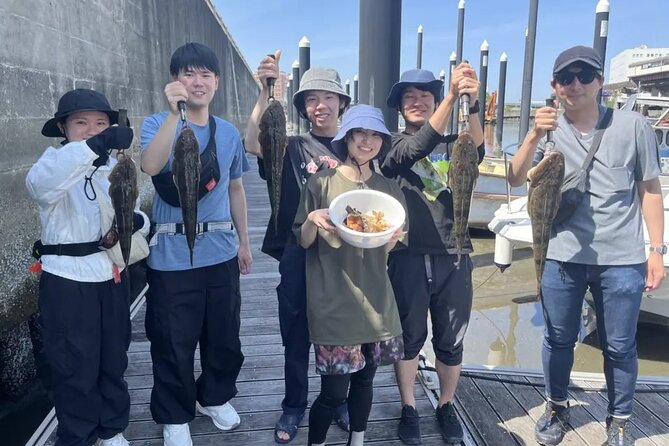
top-left (140, 111), bottom-right (247, 271)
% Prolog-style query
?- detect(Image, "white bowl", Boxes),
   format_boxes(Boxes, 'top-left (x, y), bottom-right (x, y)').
top-left (329, 189), bottom-right (406, 249)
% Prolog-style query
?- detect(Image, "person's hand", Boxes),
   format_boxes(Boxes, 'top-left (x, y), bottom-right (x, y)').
top-left (530, 106), bottom-right (559, 140)
top-left (644, 252), bottom-right (666, 291)
top-left (257, 50), bottom-right (281, 92)
top-left (87, 127), bottom-right (134, 166)
top-left (238, 242), bottom-right (253, 275)
top-left (385, 228), bottom-right (406, 253)
top-left (449, 62), bottom-right (480, 98)
top-left (308, 209), bottom-right (337, 233)
top-left (164, 81), bottom-right (189, 116)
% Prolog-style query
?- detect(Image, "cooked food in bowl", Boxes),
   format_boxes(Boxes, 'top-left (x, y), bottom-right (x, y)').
top-left (344, 206), bottom-right (391, 233)
top-left (328, 189), bottom-right (406, 249)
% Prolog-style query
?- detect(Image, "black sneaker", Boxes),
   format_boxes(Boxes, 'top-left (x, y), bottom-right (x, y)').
top-left (606, 416), bottom-right (634, 446)
top-left (534, 402), bottom-right (570, 445)
top-left (435, 402), bottom-right (463, 444)
top-left (398, 405), bottom-right (421, 445)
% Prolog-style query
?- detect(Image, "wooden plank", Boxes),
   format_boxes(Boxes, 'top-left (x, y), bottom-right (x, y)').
top-left (127, 417), bottom-right (445, 446)
top-left (128, 381), bottom-right (428, 406)
top-left (569, 379), bottom-right (658, 446)
top-left (125, 369), bottom-right (400, 393)
top-left (128, 333), bottom-right (284, 353)
top-left (580, 379), bottom-right (669, 446)
top-left (454, 376), bottom-right (518, 445)
top-left (471, 374), bottom-right (545, 445)
top-left (125, 398), bottom-right (438, 438)
top-left (634, 385), bottom-right (669, 429)
top-left (518, 375), bottom-right (598, 445)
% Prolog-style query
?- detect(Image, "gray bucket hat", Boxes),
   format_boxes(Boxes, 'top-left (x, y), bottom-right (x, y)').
top-left (331, 104), bottom-right (392, 160)
top-left (292, 67), bottom-right (352, 120)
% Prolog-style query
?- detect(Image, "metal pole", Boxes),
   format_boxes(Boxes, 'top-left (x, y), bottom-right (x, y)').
top-left (495, 52), bottom-right (508, 157)
top-left (345, 79), bottom-right (350, 97)
top-left (593, 0), bottom-right (610, 103)
top-left (298, 36), bottom-right (311, 134)
top-left (291, 60), bottom-right (300, 133)
top-left (439, 69), bottom-right (446, 103)
top-left (359, 0), bottom-right (402, 130)
top-left (456, 0), bottom-right (465, 64)
top-left (478, 40), bottom-right (489, 127)
top-left (287, 75), bottom-right (293, 133)
top-left (448, 51), bottom-right (457, 134)
top-left (518, 0), bottom-right (539, 143)
top-left (353, 75), bottom-right (359, 105)
top-left (417, 24), bottom-right (423, 69)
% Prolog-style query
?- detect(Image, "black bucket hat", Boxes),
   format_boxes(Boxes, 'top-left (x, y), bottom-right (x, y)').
top-left (41, 88), bottom-right (130, 137)
top-left (386, 69), bottom-right (444, 109)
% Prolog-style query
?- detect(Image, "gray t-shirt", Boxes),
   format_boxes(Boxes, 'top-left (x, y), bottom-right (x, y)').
top-left (533, 106), bottom-right (660, 265)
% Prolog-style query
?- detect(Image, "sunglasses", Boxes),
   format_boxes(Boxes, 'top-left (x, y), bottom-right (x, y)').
top-left (554, 70), bottom-right (599, 86)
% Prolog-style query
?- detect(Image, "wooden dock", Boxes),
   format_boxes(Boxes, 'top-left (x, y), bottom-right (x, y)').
top-left (31, 161), bottom-right (669, 445)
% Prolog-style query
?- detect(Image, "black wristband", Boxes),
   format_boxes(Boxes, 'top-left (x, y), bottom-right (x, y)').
top-left (469, 100), bottom-right (480, 115)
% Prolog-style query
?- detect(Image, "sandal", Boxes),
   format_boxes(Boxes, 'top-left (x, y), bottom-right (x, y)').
top-left (334, 402), bottom-right (350, 432)
top-left (274, 412), bottom-right (305, 444)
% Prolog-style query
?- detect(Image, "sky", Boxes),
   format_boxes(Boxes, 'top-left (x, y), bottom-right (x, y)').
top-left (213, 0), bottom-right (668, 103)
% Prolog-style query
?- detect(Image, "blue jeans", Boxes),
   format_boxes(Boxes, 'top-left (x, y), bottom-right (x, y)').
top-left (540, 260), bottom-right (645, 417)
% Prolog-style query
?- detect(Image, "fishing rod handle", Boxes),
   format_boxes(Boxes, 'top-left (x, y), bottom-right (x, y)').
top-left (459, 60), bottom-right (471, 122)
top-left (461, 93), bottom-right (471, 119)
top-left (117, 109), bottom-right (127, 128)
top-left (177, 101), bottom-right (187, 123)
top-left (112, 109), bottom-right (129, 156)
top-left (545, 98), bottom-right (555, 143)
top-left (267, 54), bottom-right (277, 100)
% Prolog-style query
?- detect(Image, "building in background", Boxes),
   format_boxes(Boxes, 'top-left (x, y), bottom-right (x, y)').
top-left (605, 45), bottom-right (669, 104)
top-left (608, 45), bottom-right (669, 84)
top-left (253, 70), bottom-right (290, 104)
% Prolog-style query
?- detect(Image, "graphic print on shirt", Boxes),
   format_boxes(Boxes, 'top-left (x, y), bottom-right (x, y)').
top-left (410, 146), bottom-right (450, 201)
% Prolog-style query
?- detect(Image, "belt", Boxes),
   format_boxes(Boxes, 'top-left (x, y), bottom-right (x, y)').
top-left (151, 221), bottom-right (233, 236)
top-left (32, 239), bottom-right (102, 259)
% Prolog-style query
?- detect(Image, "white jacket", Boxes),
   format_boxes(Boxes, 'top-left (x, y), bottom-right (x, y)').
top-left (26, 141), bottom-right (147, 282)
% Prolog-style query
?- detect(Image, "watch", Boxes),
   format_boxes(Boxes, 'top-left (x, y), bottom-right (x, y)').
top-left (649, 245), bottom-right (667, 255)
top-left (468, 100), bottom-right (480, 115)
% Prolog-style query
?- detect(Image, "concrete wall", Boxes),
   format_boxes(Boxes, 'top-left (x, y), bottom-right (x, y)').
top-left (0, 0), bottom-right (258, 399)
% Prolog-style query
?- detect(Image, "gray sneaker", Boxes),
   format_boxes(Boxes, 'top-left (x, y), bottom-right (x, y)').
top-left (606, 416), bottom-right (634, 446)
top-left (535, 402), bottom-right (570, 445)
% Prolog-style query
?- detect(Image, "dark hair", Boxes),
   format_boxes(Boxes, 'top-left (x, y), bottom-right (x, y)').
top-left (412, 84), bottom-right (439, 97)
top-left (170, 42), bottom-right (220, 76)
top-left (397, 84), bottom-right (440, 110)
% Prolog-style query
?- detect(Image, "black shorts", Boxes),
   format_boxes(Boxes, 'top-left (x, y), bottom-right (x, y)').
top-left (388, 249), bottom-right (473, 365)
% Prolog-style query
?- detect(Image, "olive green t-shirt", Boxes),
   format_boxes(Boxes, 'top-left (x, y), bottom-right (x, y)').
top-left (293, 169), bottom-right (407, 345)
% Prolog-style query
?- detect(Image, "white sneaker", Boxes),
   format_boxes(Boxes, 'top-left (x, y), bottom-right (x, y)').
top-left (163, 423), bottom-right (193, 446)
top-left (196, 401), bottom-right (241, 431)
top-left (99, 433), bottom-right (129, 446)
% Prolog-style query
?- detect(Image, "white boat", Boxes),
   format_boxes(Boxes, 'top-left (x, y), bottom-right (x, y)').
top-left (488, 98), bottom-right (669, 324)
top-left (469, 156), bottom-right (527, 229)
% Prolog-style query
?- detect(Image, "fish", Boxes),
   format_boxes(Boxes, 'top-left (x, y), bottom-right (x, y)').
top-left (108, 152), bottom-right (139, 267)
top-left (527, 150), bottom-right (565, 299)
top-left (258, 99), bottom-right (287, 235)
top-left (450, 130), bottom-right (479, 267)
top-left (172, 125), bottom-right (201, 266)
